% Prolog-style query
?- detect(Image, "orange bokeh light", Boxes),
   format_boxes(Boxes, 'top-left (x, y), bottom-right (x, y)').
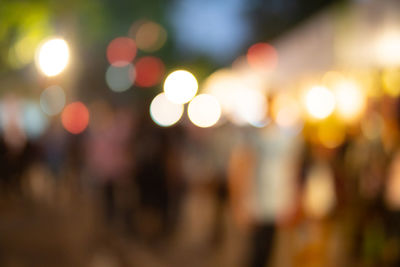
top-left (61, 102), bottom-right (89, 134)
top-left (135, 56), bottom-right (165, 87)
top-left (246, 42), bottom-right (278, 72)
top-left (106, 37), bottom-right (137, 67)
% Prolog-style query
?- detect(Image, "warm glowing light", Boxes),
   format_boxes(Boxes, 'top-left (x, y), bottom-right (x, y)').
top-left (385, 153), bottom-right (400, 210)
top-left (203, 69), bottom-right (241, 116)
top-left (134, 21), bottom-right (167, 52)
top-left (36, 38), bottom-right (69, 76)
top-left (317, 122), bottom-right (345, 149)
top-left (202, 69), bottom-right (267, 126)
top-left (247, 43), bottom-right (278, 72)
top-left (231, 88), bottom-right (267, 127)
top-left (150, 93), bottom-right (183, 127)
top-left (375, 30), bottom-right (400, 66)
top-left (382, 68), bottom-right (400, 97)
top-left (107, 37), bottom-right (136, 67)
top-left (273, 94), bottom-right (302, 130)
top-left (9, 33), bottom-right (42, 69)
top-left (305, 86), bottom-right (335, 120)
top-left (188, 94), bottom-right (221, 128)
top-left (135, 56), bottom-right (165, 87)
top-left (322, 71), bottom-right (345, 89)
top-left (40, 85), bottom-right (66, 115)
top-left (303, 163), bottom-right (336, 219)
top-left (163, 70), bottom-right (198, 104)
top-left (361, 112), bottom-right (383, 140)
top-left (106, 63), bottom-right (135, 92)
top-left (333, 80), bottom-right (366, 122)
top-left (61, 102), bottom-right (89, 134)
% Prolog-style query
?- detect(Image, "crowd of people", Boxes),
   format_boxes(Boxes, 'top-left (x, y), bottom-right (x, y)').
top-left (0, 92), bottom-right (399, 267)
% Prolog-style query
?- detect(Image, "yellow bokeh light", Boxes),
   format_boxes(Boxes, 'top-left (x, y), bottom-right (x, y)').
top-left (382, 68), bottom-right (400, 97)
top-left (163, 70), bottom-right (198, 104)
top-left (333, 80), bottom-right (366, 122)
top-left (188, 94), bottom-right (221, 128)
top-left (303, 163), bottom-right (336, 219)
top-left (317, 121), bottom-right (346, 149)
top-left (305, 86), bottom-right (335, 120)
top-left (150, 93), bottom-right (184, 127)
top-left (36, 38), bottom-right (69, 77)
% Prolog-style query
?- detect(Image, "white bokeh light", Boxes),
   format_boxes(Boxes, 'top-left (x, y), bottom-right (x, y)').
top-left (305, 86), bottom-right (335, 120)
top-left (188, 94), bottom-right (221, 128)
top-left (36, 38), bottom-right (70, 77)
top-left (150, 93), bottom-right (184, 127)
top-left (163, 70), bottom-right (198, 104)
top-left (40, 85), bottom-right (66, 116)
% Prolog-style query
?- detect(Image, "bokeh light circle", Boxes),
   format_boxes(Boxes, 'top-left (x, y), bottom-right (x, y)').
top-left (188, 94), bottom-right (221, 128)
top-left (36, 38), bottom-right (69, 76)
top-left (150, 93), bottom-right (183, 127)
top-left (305, 86), bottom-right (335, 120)
top-left (163, 70), bottom-right (198, 104)
top-left (333, 80), bottom-right (366, 122)
top-left (40, 85), bottom-right (66, 115)
top-left (134, 21), bottom-right (167, 52)
top-left (61, 102), bottom-right (89, 134)
top-left (135, 56), bottom-right (165, 87)
top-left (105, 63), bottom-right (135, 92)
top-left (22, 101), bottom-right (48, 139)
top-left (106, 37), bottom-right (137, 67)
top-left (247, 42), bottom-right (278, 72)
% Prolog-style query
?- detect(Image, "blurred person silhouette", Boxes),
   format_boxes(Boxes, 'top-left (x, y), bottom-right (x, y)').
top-left (181, 122), bottom-right (234, 247)
top-left (85, 102), bottom-right (134, 226)
top-left (41, 119), bottom-right (68, 181)
top-left (229, 96), bottom-right (302, 267)
top-left (133, 112), bottom-right (171, 241)
top-left (0, 95), bottom-right (37, 195)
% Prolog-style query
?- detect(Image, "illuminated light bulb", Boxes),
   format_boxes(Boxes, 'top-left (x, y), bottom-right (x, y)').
top-left (107, 37), bottom-right (136, 67)
top-left (247, 42), bottom-right (278, 72)
top-left (305, 86), bottom-right (335, 120)
top-left (188, 94), bottom-right (221, 128)
top-left (135, 56), bottom-right (165, 87)
top-left (150, 93), bottom-right (183, 127)
top-left (163, 70), bottom-right (198, 104)
top-left (36, 38), bottom-right (69, 76)
top-left (61, 102), bottom-right (89, 134)
top-left (333, 80), bottom-right (366, 122)
top-left (40, 85), bottom-right (66, 115)
top-left (105, 63), bottom-right (135, 92)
